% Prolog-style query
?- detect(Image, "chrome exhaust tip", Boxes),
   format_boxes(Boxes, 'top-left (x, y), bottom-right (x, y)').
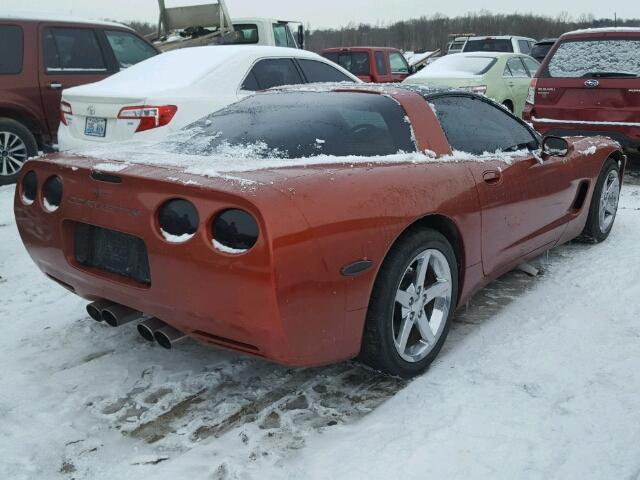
top-left (137, 317), bottom-right (167, 342)
top-left (86, 299), bottom-right (115, 322)
top-left (101, 304), bottom-right (143, 327)
top-left (154, 325), bottom-right (187, 350)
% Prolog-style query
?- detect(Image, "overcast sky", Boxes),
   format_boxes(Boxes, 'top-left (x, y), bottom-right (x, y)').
top-left (5, 0), bottom-right (639, 29)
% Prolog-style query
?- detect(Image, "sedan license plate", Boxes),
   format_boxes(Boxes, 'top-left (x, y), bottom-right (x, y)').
top-left (84, 117), bottom-right (107, 137)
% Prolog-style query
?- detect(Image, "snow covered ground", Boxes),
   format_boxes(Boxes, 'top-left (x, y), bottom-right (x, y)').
top-left (1, 180), bottom-right (640, 479)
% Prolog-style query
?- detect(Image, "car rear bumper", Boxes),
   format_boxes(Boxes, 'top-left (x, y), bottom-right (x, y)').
top-left (523, 107), bottom-right (640, 149)
top-left (13, 158), bottom-right (361, 367)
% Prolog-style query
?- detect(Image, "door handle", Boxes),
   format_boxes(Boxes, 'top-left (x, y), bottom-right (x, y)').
top-left (483, 170), bottom-right (502, 185)
top-left (49, 82), bottom-right (63, 90)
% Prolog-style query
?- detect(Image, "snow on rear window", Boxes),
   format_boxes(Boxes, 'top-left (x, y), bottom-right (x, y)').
top-left (412, 55), bottom-right (496, 78)
top-left (548, 39), bottom-right (640, 77)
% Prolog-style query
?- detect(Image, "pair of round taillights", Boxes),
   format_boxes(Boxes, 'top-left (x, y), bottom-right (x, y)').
top-left (157, 199), bottom-right (259, 254)
top-left (21, 171), bottom-right (63, 212)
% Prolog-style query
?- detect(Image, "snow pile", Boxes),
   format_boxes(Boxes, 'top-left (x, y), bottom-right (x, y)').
top-left (160, 229), bottom-right (195, 244)
top-left (212, 239), bottom-right (248, 255)
top-left (548, 40), bottom-right (640, 77)
top-left (2, 181), bottom-right (640, 479)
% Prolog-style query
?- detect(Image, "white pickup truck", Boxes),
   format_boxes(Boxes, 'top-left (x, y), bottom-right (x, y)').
top-left (153, 2), bottom-right (305, 51)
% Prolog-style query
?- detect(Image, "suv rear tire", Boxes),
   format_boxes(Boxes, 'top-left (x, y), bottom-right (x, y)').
top-left (0, 118), bottom-right (38, 186)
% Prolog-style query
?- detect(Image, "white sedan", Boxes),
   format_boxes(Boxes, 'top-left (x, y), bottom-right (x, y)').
top-left (58, 46), bottom-right (360, 150)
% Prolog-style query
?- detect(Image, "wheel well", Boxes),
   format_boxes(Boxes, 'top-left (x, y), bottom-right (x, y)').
top-left (0, 109), bottom-right (44, 148)
top-left (609, 150), bottom-right (626, 179)
top-left (502, 100), bottom-right (514, 112)
top-left (399, 214), bottom-right (465, 299)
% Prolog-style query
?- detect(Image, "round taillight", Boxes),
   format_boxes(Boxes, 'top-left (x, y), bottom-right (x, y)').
top-left (158, 199), bottom-right (199, 243)
top-left (42, 175), bottom-right (63, 212)
top-left (212, 209), bottom-right (259, 254)
top-left (21, 171), bottom-right (37, 205)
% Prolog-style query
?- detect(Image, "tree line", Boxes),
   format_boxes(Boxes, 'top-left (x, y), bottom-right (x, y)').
top-left (306, 11), bottom-right (640, 53)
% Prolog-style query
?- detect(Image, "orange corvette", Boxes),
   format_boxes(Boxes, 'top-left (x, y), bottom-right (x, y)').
top-left (14, 85), bottom-right (624, 377)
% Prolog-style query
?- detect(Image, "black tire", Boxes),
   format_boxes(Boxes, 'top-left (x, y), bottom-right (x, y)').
top-left (502, 101), bottom-right (514, 113)
top-left (578, 158), bottom-right (621, 243)
top-left (0, 118), bottom-right (38, 186)
top-left (358, 228), bottom-right (458, 378)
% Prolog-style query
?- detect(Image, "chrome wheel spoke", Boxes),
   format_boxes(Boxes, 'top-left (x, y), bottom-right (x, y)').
top-left (0, 131), bottom-right (28, 177)
top-left (415, 314), bottom-right (436, 344)
top-left (395, 316), bottom-right (414, 353)
top-left (424, 280), bottom-right (450, 303)
top-left (395, 289), bottom-right (412, 309)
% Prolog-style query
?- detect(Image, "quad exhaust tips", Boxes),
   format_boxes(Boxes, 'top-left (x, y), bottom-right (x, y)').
top-left (137, 317), bottom-right (167, 342)
top-left (101, 304), bottom-right (143, 327)
top-left (138, 317), bottom-right (187, 349)
top-left (86, 299), bottom-right (116, 322)
top-left (154, 325), bottom-right (187, 350)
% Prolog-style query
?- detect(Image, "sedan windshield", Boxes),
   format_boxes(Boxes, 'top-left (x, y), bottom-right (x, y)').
top-left (547, 39), bottom-right (640, 78)
top-left (167, 92), bottom-right (416, 159)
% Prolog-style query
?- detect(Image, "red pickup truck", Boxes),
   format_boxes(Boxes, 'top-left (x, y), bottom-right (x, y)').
top-left (0, 15), bottom-right (158, 185)
top-left (321, 47), bottom-right (414, 83)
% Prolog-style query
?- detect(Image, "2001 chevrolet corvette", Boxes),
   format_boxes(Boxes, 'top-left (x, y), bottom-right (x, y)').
top-left (14, 85), bottom-right (624, 377)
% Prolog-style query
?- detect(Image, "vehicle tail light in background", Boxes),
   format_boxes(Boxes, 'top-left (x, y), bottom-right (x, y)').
top-left (464, 85), bottom-right (487, 95)
top-left (60, 101), bottom-right (72, 126)
top-left (118, 105), bottom-right (178, 133)
top-left (526, 79), bottom-right (538, 105)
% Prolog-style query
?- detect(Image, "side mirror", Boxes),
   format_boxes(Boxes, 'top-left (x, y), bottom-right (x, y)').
top-left (542, 136), bottom-right (570, 158)
top-left (297, 25), bottom-right (305, 49)
top-left (409, 65), bottom-right (416, 75)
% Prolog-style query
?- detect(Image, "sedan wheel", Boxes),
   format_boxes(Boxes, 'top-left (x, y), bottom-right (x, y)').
top-left (598, 169), bottom-right (620, 234)
top-left (359, 228), bottom-right (458, 378)
top-left (579, 158), bottom-right (620, 243)
top-left (393, 249), bottom-right (452, 363)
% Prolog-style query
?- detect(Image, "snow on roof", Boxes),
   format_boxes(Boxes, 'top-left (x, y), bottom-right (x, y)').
top-left (565, 27), bottom-right (640, 36)
top-left (2, 11), bottom-right (131, 29)
top-left (63, 46), bottom-right (324, 99)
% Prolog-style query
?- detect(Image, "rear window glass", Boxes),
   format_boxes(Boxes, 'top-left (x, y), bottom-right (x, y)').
top-left (464, 39), bottom-right (514, 53)
top-left (171, 92), bottom-right (415, 158)
top-left (414, 55), bottom-right (496, 77)
top-left (328, 52), bottom-right (371, 76)
top-left (547, 39), bottom-right (640, 78)
top-left (228, 24), bottom-right (259, 44)
top-left (0, 25), bottom-right (23, 74)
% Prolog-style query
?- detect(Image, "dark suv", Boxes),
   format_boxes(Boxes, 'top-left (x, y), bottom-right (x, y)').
top-left (0, 16), bottom-right (158, 185)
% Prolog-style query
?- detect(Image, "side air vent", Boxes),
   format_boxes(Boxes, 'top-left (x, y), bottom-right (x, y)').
top-left (572, 181), bottom-right (590, 211)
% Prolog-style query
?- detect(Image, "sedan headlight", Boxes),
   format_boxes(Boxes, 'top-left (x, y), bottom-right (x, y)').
top-left (212, 209), bottom-right (259, 254)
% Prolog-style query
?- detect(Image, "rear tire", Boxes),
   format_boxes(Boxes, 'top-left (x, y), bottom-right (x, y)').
top-left (358, 228), bottom-right (458, 378)
top-left (0, 118), bottom-right (38, 186)
top-left (578, 158), bottom-right (620, 243)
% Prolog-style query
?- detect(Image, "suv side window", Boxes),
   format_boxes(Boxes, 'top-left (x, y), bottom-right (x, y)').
top-left (244, 58), bottom-right (303, 90)
top-left (297, 59), bottom-right (354, 83)
top-left (518, 40), bottom-right (531, 54)
top-left (375, 51), bottom-right (388, 75)
top-left (430, 95), bottom-right (536, 155)
top-left (506, 58), bottom-right (528, 77)
top-left (389, 52), bottom-right (409, 74)
top-left (104, 30), bottom-right (157, 69)
top-left (0, 25), bottom-right (23, 74)
top-left (44, 27), bottom-right (107, 73)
